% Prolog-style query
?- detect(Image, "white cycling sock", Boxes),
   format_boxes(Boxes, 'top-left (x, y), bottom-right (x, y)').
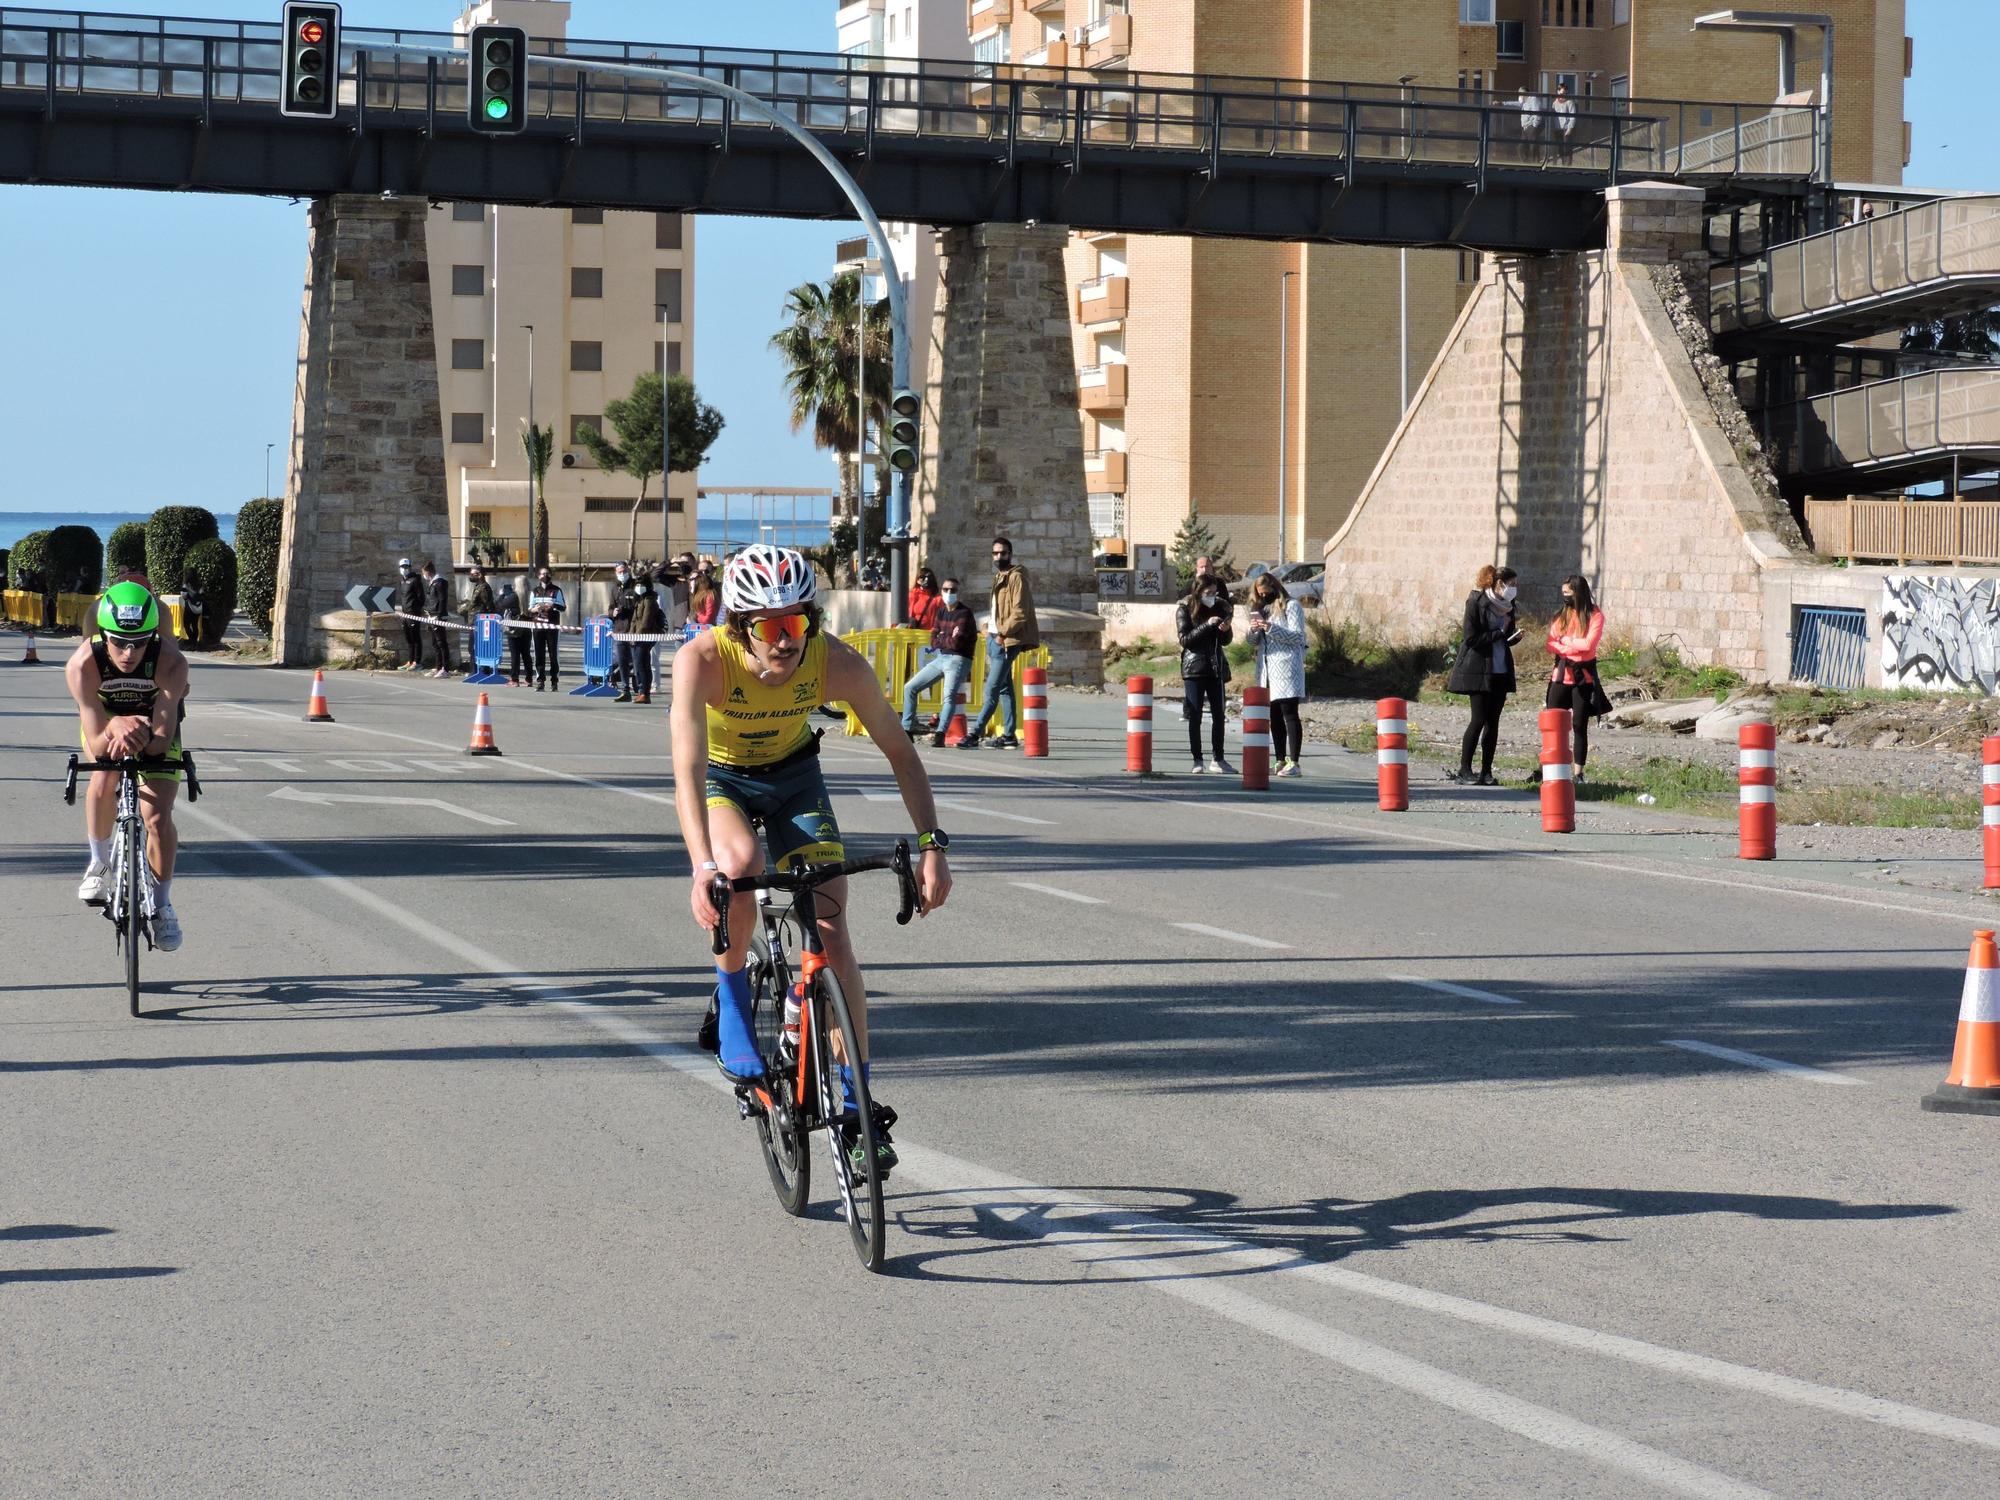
top-left (87, 836), bottom-right (110, 868)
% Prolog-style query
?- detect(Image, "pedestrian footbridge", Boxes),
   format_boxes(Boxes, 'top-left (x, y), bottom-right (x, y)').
top-left (1760, 365), bottom-right (2000, 488)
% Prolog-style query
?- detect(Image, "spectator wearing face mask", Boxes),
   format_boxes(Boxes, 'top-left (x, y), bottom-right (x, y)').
top-left (1445, 564), bottom-right (1521, 786)
top-left (394, 557), bottom-right (426, 670)
top-left (527, 567), bottom-right (565, 691)
top-left (421, 560), bottom-right (456, 678)
top-left (1546, 574), bottom-right (1610, 775)
top-left (496, 574), bottom-right (531, 686)
top-left (609, 560), bottom-right (636, 697)
top-left (620, 567), bottom-right (664, 706)
top-left (907, 567), bottom-right (943, 631)
top-left (1246, 572), bottom-right (1307, 776)
top-left (962, 535), bottom-right (1039, 750)
top-left (1176, 574), bottom-right (1235, 775)
top-left (901, 575), bottom-right (976, 744)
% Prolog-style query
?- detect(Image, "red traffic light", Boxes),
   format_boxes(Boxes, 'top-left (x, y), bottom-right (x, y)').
top-left (297, 18), bottom-right (325, 43)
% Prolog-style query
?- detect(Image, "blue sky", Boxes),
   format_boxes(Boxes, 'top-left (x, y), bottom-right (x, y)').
top-left (0, 0), bottom-right (1994, 514)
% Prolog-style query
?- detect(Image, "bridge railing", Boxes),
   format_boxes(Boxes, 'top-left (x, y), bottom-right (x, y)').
top-left (0, 9), bottom-right (1821, 185)
top-left (1763, 367), bottom-right (2000, 479)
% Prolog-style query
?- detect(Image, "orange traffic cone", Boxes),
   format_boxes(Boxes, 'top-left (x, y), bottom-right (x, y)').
top-left (465, 691), bottom-right (502, 757)
top-left (303, 669), bottom-right (334, 722)
top-left (21, 632), bottom-right (39, 664)
top-left (942, 680), bottom-right (970, 747)
top-left (1921, 930), bottom-right (2000, 1115)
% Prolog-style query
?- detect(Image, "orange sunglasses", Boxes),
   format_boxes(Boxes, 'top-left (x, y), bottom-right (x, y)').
top-left (745, 611), bottom-right (809, 644)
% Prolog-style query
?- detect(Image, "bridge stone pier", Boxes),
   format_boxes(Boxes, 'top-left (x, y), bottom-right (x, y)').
top-left (273, 195), bottom-right (448, 667)
top-left (920, 223), bottom-right (1103, 684)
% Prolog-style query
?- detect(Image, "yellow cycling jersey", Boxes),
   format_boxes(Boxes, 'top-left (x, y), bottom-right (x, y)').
top-left (705, 628), bottom-right (828, 768)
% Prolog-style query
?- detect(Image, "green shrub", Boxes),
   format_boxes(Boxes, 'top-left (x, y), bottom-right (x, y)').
top-left (43, 524), bottom-right (103, 595)
top-left (235, 497), bottom-right (284, 634)
top-left (145, 506), bottom-right (219, 595)
top-left (182, 538), bottom-right (238, 648)
top-left (106, 520), bottom-right (149, 577)
top-left (8, 530), bottom-right (50, 589)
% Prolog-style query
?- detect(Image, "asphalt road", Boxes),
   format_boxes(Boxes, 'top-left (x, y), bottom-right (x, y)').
top-left (4, 651), bottom-right (1998, 1498)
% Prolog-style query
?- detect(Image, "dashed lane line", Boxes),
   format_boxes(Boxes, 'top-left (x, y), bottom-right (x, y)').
top-left (1173, 922), bottom-right (1291, 950)
top-left (1661, 1039), bottom-right (1868, 1086)
top-left (1006, 881), bottom-right (1106, 905)
top-left (1389, 974), bottom-right (1526, 1006)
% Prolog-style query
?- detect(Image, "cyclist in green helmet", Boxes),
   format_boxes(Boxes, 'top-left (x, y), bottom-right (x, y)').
top-left (64, 581), bottom-right (191, 951)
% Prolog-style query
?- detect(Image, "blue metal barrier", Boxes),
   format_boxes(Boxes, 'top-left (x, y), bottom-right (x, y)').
top-left (572, 617), bottom-right (620, 697)
top-left (1790, 605), bottom-right (1867, 689)
top-left (464, 614), bottom-right (506, 685)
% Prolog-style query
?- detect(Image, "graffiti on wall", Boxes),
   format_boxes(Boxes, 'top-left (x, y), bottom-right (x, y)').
top-left (1881, 574), bottom-right (2000, 692)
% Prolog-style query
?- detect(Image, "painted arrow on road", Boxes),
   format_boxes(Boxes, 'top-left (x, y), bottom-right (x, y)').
top-left (269, 785), bottom-right (515, 826)
top-left (343, 585), bottom-right (397, 614)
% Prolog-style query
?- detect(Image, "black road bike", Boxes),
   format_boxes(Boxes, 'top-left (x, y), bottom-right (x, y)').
top-left (706, 839), bottom-right (918, 1272)
top-left (65, 752), bottom-right (201, 1017)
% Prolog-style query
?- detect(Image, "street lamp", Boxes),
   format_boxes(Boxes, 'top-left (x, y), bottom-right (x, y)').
top-left (658, 303), bottom-right (673, 567)
top-left (1396, 74), bottom-right (1418, 413)
top-left (521, 323), bottom-right (537, 567)
top-left (1691, 9), bottom-right (1834, 183)
top-left (1277, 269), bottom-right (1297, 569)
top-left (265, 442), bottom-right (275, 500)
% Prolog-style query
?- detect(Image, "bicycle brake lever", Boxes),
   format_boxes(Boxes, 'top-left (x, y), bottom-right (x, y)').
top-left (63, 754), bottom-right (79, 806)
top-left (893, 840), bottom-right (918, 926)
top-left (709, 874), bottom-right (732, 955)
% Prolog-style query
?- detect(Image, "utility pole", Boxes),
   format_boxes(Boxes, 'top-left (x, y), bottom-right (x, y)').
top-left (521, 323), bottom-right (537, 567)
top-left (1277, 269), bottom-right (1296, 568)
top-left (659, 304), bottom-right (672, 567)
top-left (265, 442), bottom-right (274, 500)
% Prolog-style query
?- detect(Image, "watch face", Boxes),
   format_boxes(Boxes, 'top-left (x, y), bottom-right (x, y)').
top-left (925, 830), bottom-right (950, 851)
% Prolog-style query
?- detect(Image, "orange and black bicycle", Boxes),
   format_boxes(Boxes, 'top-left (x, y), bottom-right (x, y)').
top-left (707, 840), bottom-right (918, 1272)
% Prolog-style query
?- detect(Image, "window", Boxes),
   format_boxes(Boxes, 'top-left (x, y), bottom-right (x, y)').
top-left (1458, 69), bottom-right (1486, 98)
top-left (587, 496), bottom-right (664, 514)
top-left (451, 338), bottom-right (484, 371)
top-left (451, 264), bottom-right (484, 296)
top-left (571, 266), bottom-right (603, 299)
top-left (656, 212), bottom-right (683, 250)
top-left (450, 412), bottom-right (485, 444)
top-left (572, 206), bottom-right (604, 225)
top-left (571, 414), bottom-right (603, 443)
top-left (1459, 0), bottom-right (1494, 21)
top-left (1614, 0), bottom-right (1629, 20)
top-left (1497, 20), bottom-right (1525, 58)
top-left (972, 27), bottom-right (1009, 68)
top-left (655, 268), bottom-right (683, 323)
top-left (570, 341), bottom-right (602, 372)
top-left (451, 201), bottom-right (484, 222)
top-left (1456, 250), bottom-right (1484, 284)
top-left (655, 340), bottom-right (684, 376)
top-left (468, 510), bottom-right (492, 535)
top-left (1585, 0), bottom-right (1594, 25)
top-left (887, 11), bottom-right (895, 41)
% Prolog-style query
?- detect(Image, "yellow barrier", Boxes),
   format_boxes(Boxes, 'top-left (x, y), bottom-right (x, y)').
top-left (839, 626), bottom-right (1050, 741)
top-left (54, 592), bottom-right (95, 631)
top-left (3, 589), bottom-right (46, 627)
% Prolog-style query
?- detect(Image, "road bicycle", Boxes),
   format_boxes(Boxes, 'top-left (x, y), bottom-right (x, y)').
top-left (705, 838), bottom-right (918, 1272)
top-left (64, 752), bottom-right (201, 1017)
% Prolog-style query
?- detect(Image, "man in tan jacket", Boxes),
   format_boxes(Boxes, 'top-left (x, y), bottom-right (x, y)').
top-left (960, 534), bottom-right (1039, 749)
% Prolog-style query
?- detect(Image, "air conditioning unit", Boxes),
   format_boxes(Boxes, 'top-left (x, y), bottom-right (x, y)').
top-left (561, 451), bottom-right (578, 468)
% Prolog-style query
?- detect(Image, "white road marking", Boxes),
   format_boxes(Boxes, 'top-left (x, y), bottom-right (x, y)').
top-left (408, 759), bottom-right (472, 776)
top-left (1007, 881), bottom-right (1106, 905)
top-left (177, 801), bottom-right (2000, 1479)
top-left (327, 758), bottom-right (414, 775)
top-left (860, 790), bottom-right (1054, 825)
top-left (1173, 922), bottom-right (1291, 950)
top-left (1389, 974), bottom-right (1525, 1006)
top-left (1661, 1039), bottom-right (1866, 1086)
top-left (268, 784), bottom-right (514, 827)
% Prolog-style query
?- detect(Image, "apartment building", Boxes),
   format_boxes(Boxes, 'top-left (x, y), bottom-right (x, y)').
top-left (967, 0), bottom-right (1907, 569)
top-left (428, 0), bottom-right (697, 566)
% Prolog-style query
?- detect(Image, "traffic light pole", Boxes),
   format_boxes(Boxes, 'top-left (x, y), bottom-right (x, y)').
top-left (324, 36), bottom-right (919, 615)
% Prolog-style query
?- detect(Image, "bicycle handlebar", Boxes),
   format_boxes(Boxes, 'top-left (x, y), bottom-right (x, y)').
top-left (64, 751), bottom-right (202, 805)
top-left (708, 840), bottom-right (919, 956)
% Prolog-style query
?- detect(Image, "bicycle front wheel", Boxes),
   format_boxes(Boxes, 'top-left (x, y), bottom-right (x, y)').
top-left (122, 815), bottom-right (143, 1017)
top-left (811, 969), bottom-right (886, 1272)
top-left (748, 928), bottom-right (809, 1217)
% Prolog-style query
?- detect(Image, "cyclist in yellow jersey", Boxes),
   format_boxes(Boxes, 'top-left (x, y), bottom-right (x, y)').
top-left (672, 544), bottom-right (952, 1168)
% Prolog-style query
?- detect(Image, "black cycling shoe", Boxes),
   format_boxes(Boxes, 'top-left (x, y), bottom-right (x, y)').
top-left (696, 993), bottom-right (719, 1055)
top-left (842, 1101), bottom-right (900, 1178)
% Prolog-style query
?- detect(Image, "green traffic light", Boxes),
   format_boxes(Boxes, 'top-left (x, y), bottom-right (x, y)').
top-left (485, 97), bottom-right (511, 120)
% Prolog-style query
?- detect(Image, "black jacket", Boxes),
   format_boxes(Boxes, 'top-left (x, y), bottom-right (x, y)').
top-left (931, 603), bottom-right (977, 658)
top-left (496, 586), bottom-right (522, 621)
top-left (610, 578), bottom-right (638, 627)
top-left (1176, 597), bottom-right (1234, 680)
top-left (423, 574), bottom-right (451, 619)
top-left (459, 579), bottom-right (495, 619)
top-left (395, 573), bottom-right (426, 614)
top-left (1445, 589), bottom-right (1518, 695)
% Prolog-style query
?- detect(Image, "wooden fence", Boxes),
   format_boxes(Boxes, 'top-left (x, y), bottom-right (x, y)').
top-left (1802, 496), bottom-right (2000, 566)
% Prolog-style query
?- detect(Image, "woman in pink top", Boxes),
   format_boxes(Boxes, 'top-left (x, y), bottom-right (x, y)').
top-left (1545, 574), bottom-right (1610, 773)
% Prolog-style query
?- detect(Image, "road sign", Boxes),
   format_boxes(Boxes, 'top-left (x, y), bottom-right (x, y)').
top-left (344, 585), bottom-right (395, 614)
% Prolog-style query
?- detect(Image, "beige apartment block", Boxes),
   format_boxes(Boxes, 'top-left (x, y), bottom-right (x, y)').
top-left (427, 0), bottom-right (696, 568)
top-left (969, 0), bottom-right (1906, 571)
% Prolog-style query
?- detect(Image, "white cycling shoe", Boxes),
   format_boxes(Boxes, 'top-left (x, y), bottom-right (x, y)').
top-left (78, 863), bottom-right (109, 905)
top-left (151, 902), bottom-right (183, 953)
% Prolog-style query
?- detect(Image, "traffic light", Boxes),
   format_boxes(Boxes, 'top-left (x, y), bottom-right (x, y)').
top-left (278, 1), bottom-right (340, 119)
top-left (887, 389), bottom-right (920, 475)
top-left (468, 23), bottom-right (528, 134)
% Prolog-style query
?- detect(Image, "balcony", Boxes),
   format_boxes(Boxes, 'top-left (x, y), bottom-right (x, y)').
top-left (967, 0), bottom-right (1011, 37)
top-left (1021, 37), bottom-right (1070, 71)
top-left (1077, 12), bottom-right (1132, 69)
top-left (1074, 273), bottom-right (1129, 324)
top-left (1084, 448), bottom-right (1128, 493)
top-left (1077, 362), bottom-right (1127, 411)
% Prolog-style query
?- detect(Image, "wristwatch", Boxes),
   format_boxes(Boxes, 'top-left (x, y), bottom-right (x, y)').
top-left (916, 828), bottom-right (950, 853)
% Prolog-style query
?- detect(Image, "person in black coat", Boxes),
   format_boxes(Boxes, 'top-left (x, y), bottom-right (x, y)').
top-left (1176, 577), bottom-right (1236, 775)
top-left (421, 560), bottom-right (455, 677)
top-left (496, 576), bottom-right (531, 686)
top-left (1445, 564), bottom-right (1521, 786)
top-left (394, 558), bottom-right (427, 670)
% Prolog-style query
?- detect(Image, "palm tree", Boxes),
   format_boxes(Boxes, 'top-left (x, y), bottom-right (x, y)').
top-left (521, 421), bottom-right (553, 568)
top-left (769, 273), bottom-right (893, 529)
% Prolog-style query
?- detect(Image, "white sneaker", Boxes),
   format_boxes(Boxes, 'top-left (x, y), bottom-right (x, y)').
top-left (1277, 760), bottom-right (1301, 778)
top-left (1190, 760), bottom-right (1207, 775)
top-left (78, 863), bottom-right (109, 905)
top-left (151, 901), bottom-right (183, 953)
top-left (1210, 759), bottom-right (1236, 776)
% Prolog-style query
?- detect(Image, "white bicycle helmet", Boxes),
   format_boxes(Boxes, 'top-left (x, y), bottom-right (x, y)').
top-left (722, 543), bottom-right (817, 615)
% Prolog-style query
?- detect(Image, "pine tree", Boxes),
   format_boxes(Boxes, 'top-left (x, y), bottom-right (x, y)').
top-left (1168, 504), bottom-right (1234, 595)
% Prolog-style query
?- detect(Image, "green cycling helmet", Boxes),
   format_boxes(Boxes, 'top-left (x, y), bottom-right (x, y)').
top-left (97, 580), bottom-right (160, 640)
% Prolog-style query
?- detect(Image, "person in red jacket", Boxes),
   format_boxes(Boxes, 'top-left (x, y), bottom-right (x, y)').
top-left (1545, 574), bottom-right (1610, 773)
top-left (900, 575), bottom-right (976, 745)
top-left (907, 567), bottom-right (943, 631)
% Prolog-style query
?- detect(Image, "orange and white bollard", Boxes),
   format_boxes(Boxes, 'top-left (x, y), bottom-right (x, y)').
top-left (21, 632), bottom-right (39, 664)
top-left (1983, 738), bottom-right (2000, 890)
top-left (1021, 666), bottom-right (1048, 757)
top-left (1126, 674), bottom-right (1154, 773)
top-left (942, 679), bottom-right (970, 747)
top-left (1240, 686), bottom-right (1271, 790)
top-left (1920, 929), bottom-right (2000, 1115)
top-left (465, 691), bottom-right (502, 756)
top-left (1376, 697), bottom-right (1409, 811)
top-left (303, 669), bottom-right (334, 723)
top-left (1738, 721), bottom-right (1776, 860)
top-left (1538, 707), bottom-right (1575, 833)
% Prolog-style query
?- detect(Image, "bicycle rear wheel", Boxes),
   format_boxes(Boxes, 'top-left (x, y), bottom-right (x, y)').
top-left (122, 816), bottom-right (143, 1017)
top-left (747, 927), bottom-right (809, 1216)
top-left (811, 969), bottom-right (886, 1271)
